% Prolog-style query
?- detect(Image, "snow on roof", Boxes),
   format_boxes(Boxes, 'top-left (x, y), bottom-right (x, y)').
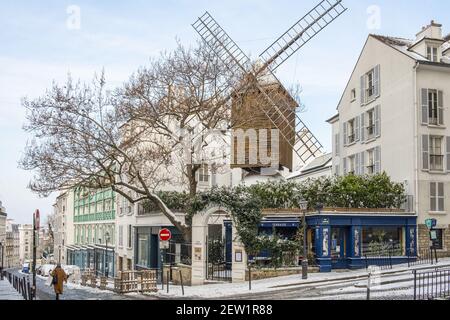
top-left (371, 34), bottom-right (450, 65)
top-left (287, 153), bottom-right (332, 180)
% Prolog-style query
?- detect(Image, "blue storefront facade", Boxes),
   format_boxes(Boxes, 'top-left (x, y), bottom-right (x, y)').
top-left (225, 211), bottom-right (417, 272)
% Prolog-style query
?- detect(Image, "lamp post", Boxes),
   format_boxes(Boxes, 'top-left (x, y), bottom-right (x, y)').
top-left (0, 241), bottom-right (4, 280)
top-left (104, 232), bottom-right (110, 278)
top-left (299, 201), bottom-right (308, 280)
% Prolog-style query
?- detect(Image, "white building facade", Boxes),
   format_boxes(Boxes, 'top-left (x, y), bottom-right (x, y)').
top-left (18, 224), bottom-right (33, 265)
top-left (329, 21), bottom-right (450, 255)
top-left (53, 191), bottom-right (74, 265)
top-left (5, 220), bottom-right (20, 268)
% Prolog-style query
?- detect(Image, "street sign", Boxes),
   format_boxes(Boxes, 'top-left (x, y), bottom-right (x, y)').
top-left (159, 228), bottom-right (172, 242)
top-left (425, 218), bottom-right (437, 230)
top-left (35, 209), bottom-right (40, 230)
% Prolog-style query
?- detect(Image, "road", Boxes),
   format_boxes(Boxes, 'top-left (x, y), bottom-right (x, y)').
top-left (7, 269), bottom-right (156, 300)
top-left (221, 268), bottom-right (425, 300)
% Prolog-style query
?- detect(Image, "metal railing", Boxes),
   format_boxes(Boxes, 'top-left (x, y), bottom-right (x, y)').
top-left (2, 270), bottom-right (33, 300)
top-left (363, 252), bottom-right (393, 271)
top-left (407, 248), bottom-right (437, 268)
top-left (413, 268), bottom-right (450, 300)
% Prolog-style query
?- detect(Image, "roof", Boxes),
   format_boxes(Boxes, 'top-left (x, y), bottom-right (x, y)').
top-left (335, 32), bottom-right (450, 110)
top-left (287, 153), bottom-right (332, 180)
top-left (371, 34), bottom-right (450, 65)
top-left (326, 113), bottom-right (339, 124)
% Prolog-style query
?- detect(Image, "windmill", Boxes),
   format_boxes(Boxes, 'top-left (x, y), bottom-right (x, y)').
top-left (192, 0), bottom-right (347, 172)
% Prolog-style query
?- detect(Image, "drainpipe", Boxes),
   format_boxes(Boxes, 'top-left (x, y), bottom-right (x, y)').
top-left (413, 61), bottom-right (420, 251)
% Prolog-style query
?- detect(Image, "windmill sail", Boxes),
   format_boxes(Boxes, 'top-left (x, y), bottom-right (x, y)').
top-left (192, 12), bottom-right (251, 76)
top-left (259, 0), bottom-right (347, 72)
top-left (191, 3), bottom-right (347, 167)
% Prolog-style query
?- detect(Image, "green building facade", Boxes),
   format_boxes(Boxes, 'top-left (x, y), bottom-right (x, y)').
top-left (67, 187), bottom-right (116, 277)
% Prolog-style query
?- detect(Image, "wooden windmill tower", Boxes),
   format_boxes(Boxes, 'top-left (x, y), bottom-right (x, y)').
top-left (192, 0), bottom-right (347, 172)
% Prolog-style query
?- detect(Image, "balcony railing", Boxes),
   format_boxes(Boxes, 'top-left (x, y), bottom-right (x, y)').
top-left (430, 155), bottom-right (444, 171)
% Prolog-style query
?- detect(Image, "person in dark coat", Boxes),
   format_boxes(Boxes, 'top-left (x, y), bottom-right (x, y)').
top-left (50, 264), bottom-right (67, 300)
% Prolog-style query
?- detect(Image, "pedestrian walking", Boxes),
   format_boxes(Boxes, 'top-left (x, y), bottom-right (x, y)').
top-left (50, 264), bottom-right (67, 300)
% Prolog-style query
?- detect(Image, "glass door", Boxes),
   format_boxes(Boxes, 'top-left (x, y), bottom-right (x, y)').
top-left (331, 228), bottom-right (348, 269)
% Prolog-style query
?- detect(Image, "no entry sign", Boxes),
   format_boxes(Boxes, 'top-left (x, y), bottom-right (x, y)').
top-left (159, 228), bottom-right (172, 242)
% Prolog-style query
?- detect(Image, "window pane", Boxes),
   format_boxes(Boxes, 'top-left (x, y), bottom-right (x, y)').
top-left (438, 183), bottom-right (444, 197)
top-left (438, 197), bottom-right (444, 212)
top-left (430, 182), bottom-right (436, 197)
top-left (138, 234), bottom-right (148, 267)
top-left (431, 197), bottom-right (437, 212)
top-left (362, 227), bottom-right (404, 255)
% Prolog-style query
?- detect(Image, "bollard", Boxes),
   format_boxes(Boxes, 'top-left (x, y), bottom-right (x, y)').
top-left (166, 271), bottom-right (170, 294)
top-left (366, 271), bottom-right (371, 300)
top-left (27, 279), bottom-right (32, 301)
top-left (249, 265), bottom-right (252, 291)
top-left (179, 270), bottom-right (184, 296)
top-left (161, 269), bottom-right (164, 290)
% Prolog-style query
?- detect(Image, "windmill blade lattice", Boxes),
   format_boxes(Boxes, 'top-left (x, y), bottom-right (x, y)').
top-left (259, 0), bottom-right (347, 72)
top-left (192, 12), bottom-right (251, 76)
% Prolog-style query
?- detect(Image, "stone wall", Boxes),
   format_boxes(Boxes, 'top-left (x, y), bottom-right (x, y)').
top-left (245, 266), bottom-right (320, 281)
top-left (418, 224), bottom-right (450, 258)
top-left (163, 264), bottom-right (192, 286)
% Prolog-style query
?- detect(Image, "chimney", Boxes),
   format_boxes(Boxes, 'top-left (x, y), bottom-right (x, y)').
top-left (416, 20), bottom-right (443, 41)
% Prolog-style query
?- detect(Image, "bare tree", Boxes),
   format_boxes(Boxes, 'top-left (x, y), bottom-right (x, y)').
top-left (20, 42), bottom-right (233, 242)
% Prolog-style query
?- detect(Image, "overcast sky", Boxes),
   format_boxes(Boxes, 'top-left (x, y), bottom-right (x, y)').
top-left (1, 0), bottom-right (449, 224)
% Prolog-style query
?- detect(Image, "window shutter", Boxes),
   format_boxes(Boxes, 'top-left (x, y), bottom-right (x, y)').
top-left (374, 64), bottom-right (380, 97)
top-left (438, 182), bottom-right (445, 212)
top-left (375, 105), bottom-right (381, 137)
top-left (335, 134), bottom-right (340, 156)
top-left (374, 146), bottom-right (381, 174)
top-left (438, 90), bottom-right (444, 125)
top-left (360, 113), bottom-right (365, 142)
top-left (343, 158), bottom-right (347, 175)
top-left (422, 135), bottom-right (429, 170)
top-left (355, 116), bottom-right (360, 142)
top-left (360, 152), bottom-right (365, 175)
top-left (343, 123), bottom-right (347, 146)
top-left (430, 182), bottom-right (437, 212)
top-left (360, 75), bottom-right (366, 105)
top-left (446, 137), bottom-right (450, 172)
top-left (355, 153), bottom-right (360, 175)
top-left (421, 89), bottom-right (429, 125)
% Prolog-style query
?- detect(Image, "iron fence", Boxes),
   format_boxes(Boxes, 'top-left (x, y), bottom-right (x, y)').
top-left (407, 248), bottom-right (437, 267)
top-left (413, 268), bottom-right (450, 300)
top-left (3, 270), bottom-right (33, 300)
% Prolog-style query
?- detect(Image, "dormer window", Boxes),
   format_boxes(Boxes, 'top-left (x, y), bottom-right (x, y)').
top-left (427, 46), bottom-right (439, 62)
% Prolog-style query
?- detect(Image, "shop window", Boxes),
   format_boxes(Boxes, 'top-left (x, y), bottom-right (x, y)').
top-left (362, 227), bottom-right (404, 256)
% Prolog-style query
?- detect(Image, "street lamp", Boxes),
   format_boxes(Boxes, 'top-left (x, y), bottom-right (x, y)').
top-left (0, 242), bottom-right (4, 280)
top-left (104, 232), bottom-right (110, 278)
top-left (299, 200), bottom-right (308, 280)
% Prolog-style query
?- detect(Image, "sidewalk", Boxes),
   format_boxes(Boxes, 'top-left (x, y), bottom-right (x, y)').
top-left (136, 258), bottom-right (450, 299)
top-left (0, 279), bottom-right (24, 300)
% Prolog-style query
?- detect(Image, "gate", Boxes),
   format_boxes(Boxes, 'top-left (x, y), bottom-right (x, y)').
top-left (206, 236), bottom-right (232, 282)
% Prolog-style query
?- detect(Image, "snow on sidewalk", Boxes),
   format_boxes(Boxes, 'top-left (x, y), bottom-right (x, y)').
top-left (0, 279), bottom-right (24, 300)
top-left (138, 258), bottom-right (450, 299)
